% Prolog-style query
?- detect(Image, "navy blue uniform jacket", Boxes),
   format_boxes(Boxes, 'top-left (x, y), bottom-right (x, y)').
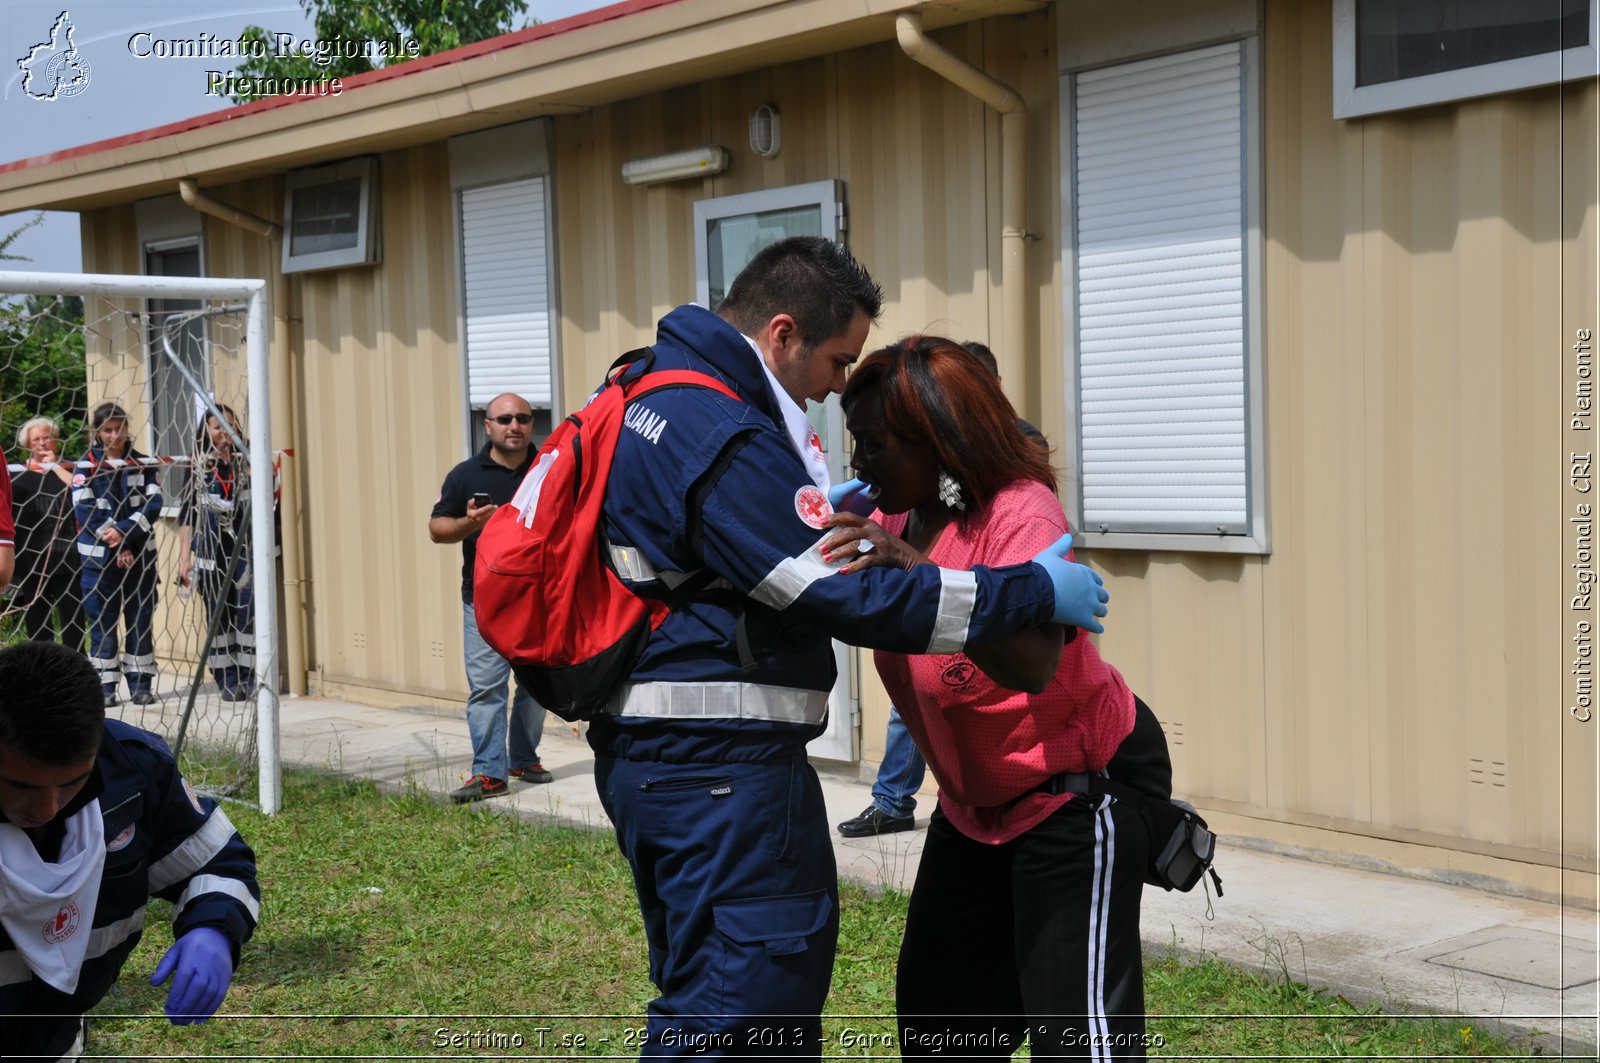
top-left (0, 720), bottom-right (260, 1058)
top-left (589, 305), bottom-right (1059, 764)
top-left (72, 447), bottom-right (163, 571)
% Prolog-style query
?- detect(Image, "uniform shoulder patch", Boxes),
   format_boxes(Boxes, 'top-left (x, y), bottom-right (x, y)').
top-left (794, 485), bottom-right (832, 530)
top-left (106, 823), bottom-right (137, 852)
top-left (181, 777), bottom-right (206, 815)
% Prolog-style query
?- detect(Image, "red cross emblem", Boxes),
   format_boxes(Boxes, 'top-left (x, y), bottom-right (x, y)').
top-left (43, 901), bottom-right (80, 943)
top-left (794, 485), bottom-right (832, 530)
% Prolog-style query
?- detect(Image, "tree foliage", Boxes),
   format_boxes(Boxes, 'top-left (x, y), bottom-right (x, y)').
top-left (0, 295), bottom-right (89, 463)
top-left (0, 213), bottom-right (44, 263)
top-left (231, 0), bottom-right (530, 101)
top-left (0, 215), bottom-right (89, 459)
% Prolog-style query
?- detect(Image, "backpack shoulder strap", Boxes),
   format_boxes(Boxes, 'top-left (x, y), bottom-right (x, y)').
top-left (628, 369), bottom-right (741, 404)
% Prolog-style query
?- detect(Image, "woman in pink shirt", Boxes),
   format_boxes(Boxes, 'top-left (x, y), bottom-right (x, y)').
top-left (826, 335), bottom-right (1153, 1060)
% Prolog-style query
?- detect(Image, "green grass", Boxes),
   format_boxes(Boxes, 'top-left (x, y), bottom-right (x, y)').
top-left (88, 770), bottom-right (1544, 1059)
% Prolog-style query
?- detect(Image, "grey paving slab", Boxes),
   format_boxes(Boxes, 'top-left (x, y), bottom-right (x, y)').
top-left (1420, 927), bottom-right (1597, 990)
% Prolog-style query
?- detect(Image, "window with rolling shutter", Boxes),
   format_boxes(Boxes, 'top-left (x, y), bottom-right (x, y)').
top-left (459, 176), bottom-right (553, 411)
top-left (1065, 39), bottom-right (1267, 552)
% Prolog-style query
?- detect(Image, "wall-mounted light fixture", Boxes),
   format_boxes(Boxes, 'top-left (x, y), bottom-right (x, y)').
top-left (749, 104), bottom-right (781, 158)
top-left (620, 146), bottom-right (731, 186)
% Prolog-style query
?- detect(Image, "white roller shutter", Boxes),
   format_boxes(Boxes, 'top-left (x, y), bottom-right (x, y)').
top-left (1072, 41), bottom-right (1249, 534)
top-left (460, 177), bottom-right (552, 408)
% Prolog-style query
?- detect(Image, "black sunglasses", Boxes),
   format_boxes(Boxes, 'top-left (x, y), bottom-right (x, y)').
top-left (489, 413), bottom-right (533, 426)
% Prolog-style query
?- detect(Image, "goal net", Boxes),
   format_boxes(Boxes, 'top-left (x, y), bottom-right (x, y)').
top-left (0, 271), bottom-right (279, 812)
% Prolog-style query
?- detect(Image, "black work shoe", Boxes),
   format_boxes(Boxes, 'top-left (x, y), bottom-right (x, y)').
top-left (509, 763), bottom-right (554, 784)
top-left (450, 774), bottom-right (509, 804)
top-left (837, 805), bottom-right (915, 838)
top-left (131, 692), bottom-right (158, 706)
top-left (104, 694), bottom-right (120, 709)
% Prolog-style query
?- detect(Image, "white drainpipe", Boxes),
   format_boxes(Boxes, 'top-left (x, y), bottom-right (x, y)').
top-left (896, 12), bottom-right (1028, 386)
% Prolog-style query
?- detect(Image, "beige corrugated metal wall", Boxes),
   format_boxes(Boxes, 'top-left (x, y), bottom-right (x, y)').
top-left (549, 16), bottom-right (1058, 420)
top-left (287, 144), bottom-right (468, 703)
top-left (1085, 0), bottom-right (1597, 900)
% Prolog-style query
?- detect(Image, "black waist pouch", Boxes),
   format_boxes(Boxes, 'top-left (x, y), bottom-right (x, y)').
top-left (1042, 697), bottom-right (1222, 896)
top-left (1141, 796), bottom-right (1219, 893)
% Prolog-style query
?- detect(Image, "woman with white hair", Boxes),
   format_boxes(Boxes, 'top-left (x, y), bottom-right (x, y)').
top-left (11, 415), bottom-right (86, 648)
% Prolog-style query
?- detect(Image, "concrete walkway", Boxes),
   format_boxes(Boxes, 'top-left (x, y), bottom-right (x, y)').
top-left (274, 694), bottom-right (1599, 1056)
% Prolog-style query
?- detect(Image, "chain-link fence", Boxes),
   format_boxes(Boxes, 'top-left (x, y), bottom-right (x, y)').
top-left (0, 273), bottom-right (277, 808)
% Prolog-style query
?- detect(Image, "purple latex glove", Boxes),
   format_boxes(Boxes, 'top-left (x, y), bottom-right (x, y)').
top-left (150, 926), bottom-right (233, 1024)
top-left (827, 477), bottom-right (878, 517)
top-left (1032, 533), bottom-right (1109, 633)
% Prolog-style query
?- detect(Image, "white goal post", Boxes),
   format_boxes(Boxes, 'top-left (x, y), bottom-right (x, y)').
top-left (0, 270), bottom-right (280, 814)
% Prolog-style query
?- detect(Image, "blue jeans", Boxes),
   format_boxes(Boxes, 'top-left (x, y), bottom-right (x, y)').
top-left (871, 705), bottom-right (926, 819)
top-left (463, 604), bottom-right (546, 780)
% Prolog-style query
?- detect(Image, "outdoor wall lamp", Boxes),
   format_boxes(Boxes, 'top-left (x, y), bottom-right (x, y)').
top-left (621, 145), bottom-right (731, 185)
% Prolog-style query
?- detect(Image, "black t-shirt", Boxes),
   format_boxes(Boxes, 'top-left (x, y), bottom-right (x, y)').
top-left (11, 467), bottom-right (75, 569)
top-left (432, 444), bottom-right (534, 604)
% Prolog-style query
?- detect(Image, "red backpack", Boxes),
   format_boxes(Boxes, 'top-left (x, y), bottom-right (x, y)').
top-left (473, 351), bottom-right (740, 721)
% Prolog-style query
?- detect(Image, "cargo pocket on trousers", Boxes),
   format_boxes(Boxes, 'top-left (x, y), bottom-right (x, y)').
top-left (713, 890), bottom-right (833, 957)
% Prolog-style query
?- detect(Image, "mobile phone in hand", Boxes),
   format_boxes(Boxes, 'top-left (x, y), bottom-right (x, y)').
top-left (471, 492), bottom-right (492, 508)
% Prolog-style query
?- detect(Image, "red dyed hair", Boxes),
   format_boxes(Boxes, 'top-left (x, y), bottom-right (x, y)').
top-left (841, 335), bottom-right (1055, 517)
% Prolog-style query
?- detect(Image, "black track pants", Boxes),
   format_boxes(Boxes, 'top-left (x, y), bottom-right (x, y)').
top-left (897, 794), bottom-right (1150, 1061)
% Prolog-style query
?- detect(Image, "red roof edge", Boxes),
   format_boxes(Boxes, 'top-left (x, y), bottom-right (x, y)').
top-left (0, 0), bottom-right (688, 178)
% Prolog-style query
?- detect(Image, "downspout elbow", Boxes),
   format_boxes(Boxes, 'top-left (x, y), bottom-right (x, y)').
top-left (895, 13), bottom-right (1025, 115)
top-left (179, 178), bottom-right (282, 239)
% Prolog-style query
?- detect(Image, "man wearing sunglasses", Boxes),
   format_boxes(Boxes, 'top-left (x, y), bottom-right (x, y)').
top-left (429, 393), bottom-right (552, 803)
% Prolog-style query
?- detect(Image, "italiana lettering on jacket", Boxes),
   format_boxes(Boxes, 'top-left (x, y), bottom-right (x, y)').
top-left (624, 404), bottom-right (668, 445)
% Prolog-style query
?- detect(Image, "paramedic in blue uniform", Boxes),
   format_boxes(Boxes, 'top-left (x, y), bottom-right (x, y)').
top-left (430, 392), bottom-right (552, 804)
top-left (177, 404), bottom-right (257, 702)
top-left (0, 641), bottom-right (260, 1061)
top-left (588, 236), bottom-right (1111, 1057)
top-left (73, 402), bottom-right (163, 708)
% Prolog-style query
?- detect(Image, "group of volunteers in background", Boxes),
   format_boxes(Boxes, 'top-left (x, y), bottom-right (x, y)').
top-left (4, 401), bottom-right (261, 707)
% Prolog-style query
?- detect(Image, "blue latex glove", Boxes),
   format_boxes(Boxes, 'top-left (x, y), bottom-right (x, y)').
top-left (828, 477), bottom-right (877, 517)
top-left (1032, 533), bottom-right (1109, 633)
top-left (151, 926), bottom-right (234, 1024)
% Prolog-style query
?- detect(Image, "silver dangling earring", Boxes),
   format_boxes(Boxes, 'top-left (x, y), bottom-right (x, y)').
top-left (937, 469), bottom-right (966, 511)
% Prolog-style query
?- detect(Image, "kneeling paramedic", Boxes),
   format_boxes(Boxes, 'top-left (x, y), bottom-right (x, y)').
top-left (0, 641), bottom-right (260, 1061)
top-left (585, 237), bottom-right (1110, 1057)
